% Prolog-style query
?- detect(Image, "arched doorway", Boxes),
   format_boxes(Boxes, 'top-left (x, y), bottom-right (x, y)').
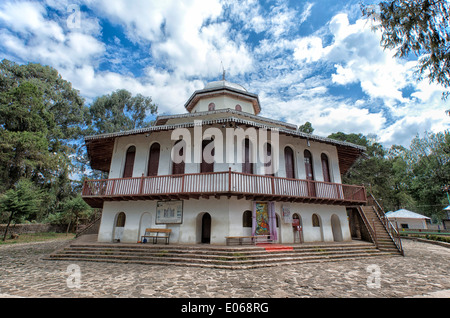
top-left (275, 213), bottom-right (281, 243)
top-left (138, 212), bottom-right (152, 242)
top-left (292, 213), bottom-right (303, 243)
top-left (331, 214), bottom-right (343, 242)
top-left (199, 213), bottom-right (211, 244)
top-left (113, 212), bottom-right (126, 242)
top-left (312, 213), bottom-right (324, 242)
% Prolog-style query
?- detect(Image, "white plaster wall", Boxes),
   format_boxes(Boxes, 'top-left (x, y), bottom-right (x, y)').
top-left (108, 124), bottom-right (342, 184)
top-left (388, 218), bottom-right (428, 230)
top-left (191, 95), bottom-right (254, 114)
top-left (100, 119), bottom-right (351, 245)
top-left (98, 198), bottom-right (351, 244)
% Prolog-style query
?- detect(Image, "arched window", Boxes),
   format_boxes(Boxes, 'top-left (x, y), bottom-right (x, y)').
top-left (116, 212), bottom-right (126, 227)
top-left (242, 139), bottom-right (254, 174)
top-left (321, 153), bottom-right (331, 182)
top-left (147, 143), bottom-right (160, 177)
top-left (172, 140), bottom-right (186, 175)
top-left (312, 214), bottom-right (320, 227)
top-left (201, 139), bottom-right (214, 173)
top-left (243, 210), bottom-right (252, 228)
top-left (235, 104), bottom-right (242, 111)
top-left (123, 146), bottom-right (136, 178)
top-left (208, 103), bottom-right (216, 111)
top-left (284, 146), bottom-right (295, 179)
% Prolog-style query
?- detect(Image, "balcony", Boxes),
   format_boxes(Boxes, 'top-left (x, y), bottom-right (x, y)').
top-left (82, 169), bottom-right (367, 208)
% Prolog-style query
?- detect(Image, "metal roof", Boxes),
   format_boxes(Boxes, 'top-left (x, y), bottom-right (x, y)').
top-left (385, 209), bottom-right (430, 219)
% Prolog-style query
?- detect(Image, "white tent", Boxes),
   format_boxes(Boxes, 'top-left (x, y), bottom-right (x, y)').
top-left (385, 209), bottom-right (430, 230)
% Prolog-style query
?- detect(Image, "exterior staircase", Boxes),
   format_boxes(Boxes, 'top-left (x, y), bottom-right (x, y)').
top-left (45, 238), bottom-right (398, 270)
top-left (357, 194), bottom-right (404, 256)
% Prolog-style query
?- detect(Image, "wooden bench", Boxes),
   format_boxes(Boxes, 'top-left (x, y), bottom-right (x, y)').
top-left (141, 228), bottom-right (171, 245)
top-left (225, 235), bottom-right (272, 246)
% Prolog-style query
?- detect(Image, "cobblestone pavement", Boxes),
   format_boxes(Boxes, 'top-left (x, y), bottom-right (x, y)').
top-left (0, 238), bottom-right (449, 298)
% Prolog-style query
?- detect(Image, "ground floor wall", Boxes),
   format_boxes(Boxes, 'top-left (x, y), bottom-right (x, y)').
top-left (97, 198), bottom-right (351, 244)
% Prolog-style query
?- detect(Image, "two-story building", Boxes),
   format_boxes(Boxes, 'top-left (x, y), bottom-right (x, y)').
top-left (82, 79), bottom-right (367, 245)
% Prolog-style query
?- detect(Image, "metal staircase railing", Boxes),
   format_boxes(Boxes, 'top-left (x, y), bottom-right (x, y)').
top-left (367, 193), bottom-right (404, 255)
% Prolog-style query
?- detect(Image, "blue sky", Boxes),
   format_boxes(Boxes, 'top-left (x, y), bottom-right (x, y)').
top-left (0, 0), bottom-right (448, 147)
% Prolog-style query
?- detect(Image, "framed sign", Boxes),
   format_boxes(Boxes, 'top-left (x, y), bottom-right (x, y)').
top-left (156, 200), bottom-right (183, 224)
top-left (282, 204), bottom-right (292, 224)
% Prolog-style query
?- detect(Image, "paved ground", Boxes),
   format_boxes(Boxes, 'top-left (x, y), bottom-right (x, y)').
top-left (0, 238), bottom-right (449, 298)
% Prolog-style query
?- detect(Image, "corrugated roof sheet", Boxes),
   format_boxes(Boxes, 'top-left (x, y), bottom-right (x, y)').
top-left (385, 209), bottom-right (430, 219)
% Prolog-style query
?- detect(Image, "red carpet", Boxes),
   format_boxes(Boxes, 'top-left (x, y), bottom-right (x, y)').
top-left (257, 244), bottom-right (294, 252)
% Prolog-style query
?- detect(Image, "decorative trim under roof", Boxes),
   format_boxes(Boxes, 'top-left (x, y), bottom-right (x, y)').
top-left (155, 108), bottom-right (297, 130)
top-left (85, 116), bottom-right (365, 151)
top-left (85, 116), bottom-right (365, 173)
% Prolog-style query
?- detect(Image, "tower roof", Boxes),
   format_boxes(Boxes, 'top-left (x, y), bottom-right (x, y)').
top-left (184, 79), bottom-right (261, 114)
top-left (204, 80), bottom-right (248, 92)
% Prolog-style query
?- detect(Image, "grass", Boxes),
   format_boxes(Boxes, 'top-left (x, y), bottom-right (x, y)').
top-left (0, 232), bottom-right (75, 245)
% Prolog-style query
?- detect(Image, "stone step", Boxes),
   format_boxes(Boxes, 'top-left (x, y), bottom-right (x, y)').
top-left (62, 242), bottom-right (378, 254)
top-left (45, 252), bottom-right (396, 269)
top-left (53, 247), bottom-right (383, 262)
top-left (46, 241), bottom-right (400, 269)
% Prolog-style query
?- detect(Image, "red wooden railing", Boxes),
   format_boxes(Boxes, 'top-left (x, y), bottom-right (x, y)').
top-left (82, 169), bottom-right (367, 203)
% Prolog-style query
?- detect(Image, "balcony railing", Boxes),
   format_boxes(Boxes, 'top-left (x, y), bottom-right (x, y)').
top-left (82, 169), bottom-right (366, 208)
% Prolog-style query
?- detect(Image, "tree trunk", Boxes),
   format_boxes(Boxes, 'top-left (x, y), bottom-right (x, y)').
top-left (2, 211), bottom-right (14, 241)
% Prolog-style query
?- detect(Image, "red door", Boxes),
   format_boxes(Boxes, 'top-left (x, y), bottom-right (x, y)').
top-left (242, 139), bottom-right (253, 174)
top-left (304, 150), bottom-right (316, 197)
top-left (284, 147), bottom-right (295, 179)
top-left (172, 140), bottom-right (185, 175)
top-left (264, 143), bottom-right (274, 176)
top-left (123, 146), bottom-right (136, 178)
top-left (147, 143), bottom-right (160, 176)
top-left (321, 154), bottom-right (331, 183)
top-left (201, 140), bottom-right (214, 173)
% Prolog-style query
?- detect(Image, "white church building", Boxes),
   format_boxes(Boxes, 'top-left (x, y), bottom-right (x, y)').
top-left (82, 79), bottom-right (367, 245)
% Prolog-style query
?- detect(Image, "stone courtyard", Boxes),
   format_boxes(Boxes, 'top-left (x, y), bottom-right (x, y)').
top-left (0, 238), bottom-right (449, 298)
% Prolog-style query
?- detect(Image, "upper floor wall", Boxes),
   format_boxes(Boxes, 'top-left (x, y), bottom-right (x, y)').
top-left (190, 95), bottom-right (254, 114)
top-left (107, 125), bottom-right (343, 185)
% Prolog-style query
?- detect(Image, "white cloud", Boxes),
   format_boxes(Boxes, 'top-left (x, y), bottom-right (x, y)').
top-left (0, 0), bottom-right (447, 149)
top-left (299, 2), bottom-right (314, 25)
top-left (293, 36), bottom-right (325, 63)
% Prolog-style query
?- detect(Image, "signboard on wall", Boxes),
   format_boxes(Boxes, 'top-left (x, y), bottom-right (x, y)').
top-left (282, 204), bottom-right (292, 224)
top-left (156, 200), bottom-right (183, 224)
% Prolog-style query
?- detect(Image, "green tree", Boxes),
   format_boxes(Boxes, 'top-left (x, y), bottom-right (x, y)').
top-left (0, 179), bottom-right (42, 241)
top-left (386, 145), bottom-right (416, 210)
top-left (362, 0), bottom-right (450, 97)
top-left (0, 59), bottom-right (89, 142)
top-left (48, 196), bottom-right (93, 234)
top-left (404, 131), bottom-right (450, 219)
top-left (0, 60), bottom-right (90, 192)
top-left (89, 89), bottom-right (158, 135)
top-left (328, 132), bottom-right (396, 210)
top-left (0, 82), bottom-right (56, 190)
top-left (298, 121), bottom-right (314, 134)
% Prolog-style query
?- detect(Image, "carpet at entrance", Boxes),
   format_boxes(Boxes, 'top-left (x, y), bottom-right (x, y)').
top-left (257, 244), bottom-right (294, 252)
